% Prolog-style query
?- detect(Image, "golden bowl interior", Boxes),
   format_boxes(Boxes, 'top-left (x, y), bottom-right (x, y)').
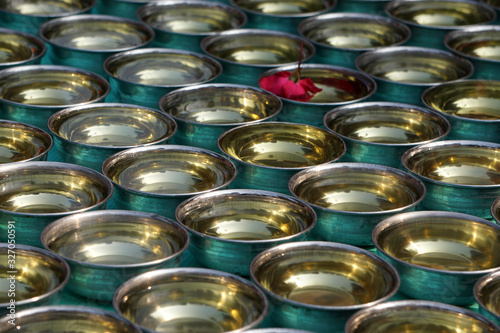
top-left (476, 273), bottom-right (500, 317)
top-left (0, 121), bottom-right (51, 163)
top-left (219, 123), bottom-right (345, 169)
top-left (50, 105), bottom-right (176, 147)
top-left (324, 105), bottom-right (449, 144)
top-left (233, 0), bottom-right (334, 15)
top-left (0, 30), bottom-right (44, 64)
top-left (104, 147), bottom-right (235, 195)
top-left (446, 28), bottom-right (500, 62)
top-left (404, 143), bottom-right (500, 185)
top-left (0, 247), bottom-right (68, 304)
top-left (0, 0), bottom-right (94, 15)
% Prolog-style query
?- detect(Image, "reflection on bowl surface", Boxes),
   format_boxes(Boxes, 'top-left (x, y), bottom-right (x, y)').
top-left (0, 0), bottom-right (95, 15)
top-left (0, 28), bottom-right (46, 67)
top-left (445, 26), bottom-right (500, 61)
top-left (0, 120), bottom-right (52, 163)
top-left (231, 0), bottom-right (332, 15)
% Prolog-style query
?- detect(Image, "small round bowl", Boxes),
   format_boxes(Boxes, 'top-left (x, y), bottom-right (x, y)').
top-left (159, 83), bottom-right (282, 151)
top-left (323, 102), bottom-right (450, 168)
top-left (0, 244), bottom-right (70, 317)
top-left (138, 0), bottom-right (247, 53)
top-left (288, 163), bottom-right (426, 246)
top-left (475, 269), bottom-right (500, 326)
top-left (0, 305), bottom-right (142, 332)
top-left (229, 0), bottom-right (336, 34)
top-left (0, 0), bottom-right (96, 35)
top-left (0, 119), bottom-right (52, 164)
top-left (48, 103), bottom-right (177, 171)
top-left (0, 28), bottom-right (46, 69)
top-left (373, 210), bottom-right (500, 305)
top-left (218, 122), bottom-right (346, 193)
top-left (39, 14), bottom-right (154, 77)
top-left (113, 267), bottom-right (269, 333)
top-left (0, 64), bottom-right (110, 131)
top-left (250, 241), bottom-right (400, 333)
top-left (355, 46), bottom-right (474, 105)
top-left (386, 0), bottom-right (496, 49)
top-left (345, 300), bottom-right (500, 333)
top-left (104, 48), bottom-right (222, 109)
top-left (41, 210), bottom-right (189, 302)
top-left (258, 64), bottom-right (377, 126)
top-left (402, 140), bottom-right (500, 219)
top-left (422, 80), bottom-right (500, 141)
top-left (298, 13), bottom-right (411, 68)
top-left (175, 189), bottom-right (316, 276)
top-left (102, 145), bottom-right (236, 219)
top-left (492, 197), bottom-right (500, 224)
top-left (445, 26), bottom-right (500, 81)
top-left (201, 28), bottom-right (315, 84)
top-left (0, 161), bottom-right (113, 246)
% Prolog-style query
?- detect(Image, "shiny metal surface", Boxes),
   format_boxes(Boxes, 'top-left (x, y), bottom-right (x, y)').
top-left (0, 28), bottom-right (46, 68)
top-left (0, 244), bottom-right (70, 316)
top-left (113, 267), bottom-right (268, 333)
top-left (0, 119), bottom-right (52, 163)
top-left (176, 189), bottom-right (316, 275)
top-left (492, 197), bottom-right (500, 224)
top-left (475, 270), bottom-right (500, 326)
top-left (373, 210), bottom-right (500, 304)
top-left (41, 210), bottom-right (189, 302)
top-left (345, 300), bottom-right (500, 332)
top-left (324, 102), bottom-right (450, 167)
top-left (250, 241), bottom-right (400, 333)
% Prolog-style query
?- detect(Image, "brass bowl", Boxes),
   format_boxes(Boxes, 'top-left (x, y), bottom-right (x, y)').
top-left (113, 267), bottom-right (269, 332)
top-left (355, 46), bottom-right (473, 104)
top-left (422, 79), bottom-right (500, 141)
top-left (250, 241), bottom-right (400, 333)
top-left (175, 189), bottom-right (316, 275)
top-left (323, 102), bottom-right (450, 167)
top-left (218, 121), bottom-right (346, 193)
top-left (402, 140), bottom-right (500, 219)
top-left (102, 145), bottom-right (237, 219)
top-left (0, 244), bottom-right (70, 316)
top-left (0, 64), bottom-right (110, 131)
top-left (0, 28), bottom-right (46, 69)
top-left (475, 269), bottom-right (500, 326)
top-left (345, 300), bottom-right (500, 332)
top-left (48, 103), bottom-right (177, 171)
top-left (373, 210), bottom-right (500, 305)
top-left (104, 47), bottom-right (222, 109)
top-left (0, 119), bottom-right (52, 164)
top-left (289, 162), bottom-right (425, 246)
top-left (492, 197), bottom-right (500, 224)
top-left (41, 209), bottom-right (189, 302)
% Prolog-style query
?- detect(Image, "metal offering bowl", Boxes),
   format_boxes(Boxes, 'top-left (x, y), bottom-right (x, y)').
top-left (355, 46), bottom-right (473, 104)
top-left (0, 28), bottom-right (46, 69)
top-left (0, 119), bottom-right (52, 164)
top-left (113, 267), bottom-right (268, 333)
top-left (258, 64), bottom-right (377, 126)
top-left (48, 103), bottom-right (177, 171)
top-left (402, 140), bottom-right (500, 218)
top-left (324, 102), bottom-right (450, 168)
top-left (445, 26), bottom-right (500, 80)
top-left (373, 210), bottom-right (500, 305)
top-left (0, 244), bottom-right (70, 316)
top-left (218, 121), bottom-right (346, 193)
top-left (492, 196), bottom-right (500, 224)
top-left (102, 145), bottom-right (236, 219)
top-left (250, 241), bottom-right (400, 333)
top-left (0, 305), bottom-right (142, 332)
top-left (386, 0), bottom-right (496, 49)
top-left (288, 163), bottom-right (425, 246)
top-left (159, 83), bottom-right (281, 151)
top-left (138, 0), bottom-right (247, 52)
top-left (104, 48), bottom-right (222, 109)
top-left (41, 210), bottom-right (189, 302)
top-left (39, 14), bottom-right (154, 77)
top-left (201, 28), bottom-right (315, 84)
top-left (0, 161), bottom-right (113, 246)
top-left (298, 13), bottom-right (411, 68)
top-left (422, 80), bottom-right (500, 141)
top-left (475, 270), bottom-right (500, 326)
top-left (0, 64), bottom-right (109, 131)
top-left (345, 300), bottom-right (500, 332)
top-left (175, 189), bottom-right (316, 275)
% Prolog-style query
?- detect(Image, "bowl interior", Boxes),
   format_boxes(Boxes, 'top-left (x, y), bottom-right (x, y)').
top-left (0, 0), bottom-right (94, 15)
top-left (233, 0), bottom-right (333, 15)
top-left (477, 274), bottom-right (500, 317)
top-left (0, 121), bottom-right (51, 163)
top-left (0, 31), bottom-right (44, 64)
top-left (446, 28), bottom-right (500, 61)
top-left (50, 105), bottom-right (176, 147)
top-left (493, 198), bottom-right (500, 223)
top-left (219, 123), bottom-right (345, 169)
top-left (423, 80), bottom-right (500, 121)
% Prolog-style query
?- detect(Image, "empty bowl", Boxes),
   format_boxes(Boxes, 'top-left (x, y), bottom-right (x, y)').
top-left (0, 28), bottom-right (46, 69)
top-left (475, 269), bottom-right (500, 326)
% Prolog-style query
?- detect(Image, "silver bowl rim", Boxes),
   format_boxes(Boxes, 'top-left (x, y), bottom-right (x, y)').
top-left (0, 119), bottom-right (53, 162)
top-left (480, 0), bottom-right (500, 10)
top-left (492, 196), bottom-right (500, 223)
top-left (0, 0), bottom-right (97, 18)
top-left (0, 27), bottom-right (47, 66)
top-left (323, 101), bottom-right (451, 147)
top-left (444, 25), bottom-right (500, 64)
top-left (40, 209), bottom-right (190, 269)
top-left (249, 240), bottom-right (401, 311)
top-left (175, 188), bottom-right (317, 244)
top-left (474, 268), bottom-right (500, 320)
top-left (229, 0), bottom-right (337, 19)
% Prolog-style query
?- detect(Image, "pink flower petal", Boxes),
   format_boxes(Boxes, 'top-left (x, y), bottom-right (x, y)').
top-left (259, 71), bottom-right (292, 96)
